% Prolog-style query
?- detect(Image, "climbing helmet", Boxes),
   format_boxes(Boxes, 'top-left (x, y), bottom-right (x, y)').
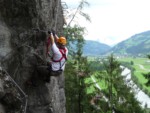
top-left (57, 37), bottom-right (67, 45)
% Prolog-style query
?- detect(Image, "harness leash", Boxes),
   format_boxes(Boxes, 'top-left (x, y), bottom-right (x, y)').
top-left (52, 48), bottom-right (67, 62)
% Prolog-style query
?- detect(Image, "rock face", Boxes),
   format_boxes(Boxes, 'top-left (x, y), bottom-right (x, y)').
top-left (0, 0), bottom-right (66, 113)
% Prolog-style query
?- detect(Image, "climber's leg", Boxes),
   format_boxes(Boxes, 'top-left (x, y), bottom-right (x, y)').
top-left (36, 65), bottom-right (51, 83)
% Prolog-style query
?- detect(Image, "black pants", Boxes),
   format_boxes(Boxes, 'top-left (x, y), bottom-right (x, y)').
top-left (36, 65), bottom-right (62, 82)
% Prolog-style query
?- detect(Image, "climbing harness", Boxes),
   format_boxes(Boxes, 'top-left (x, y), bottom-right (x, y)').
top-left (51, 48), bottom-right (67, 62)
top-left (47, 48), bottom-right (67, 72)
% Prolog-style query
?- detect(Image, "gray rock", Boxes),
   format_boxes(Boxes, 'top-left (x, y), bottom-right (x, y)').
top-left (0, 79), bottom-right (5, 99)
top-left (0, 0), bottom-right (66, 113)
top-left (0, 103), bottom-right (5, 113)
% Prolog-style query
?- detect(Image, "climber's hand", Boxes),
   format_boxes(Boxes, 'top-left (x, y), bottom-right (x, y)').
top-left (48, 30), bottom-right (51, 34)
top-left (51, 29), bottom-right (56, 36)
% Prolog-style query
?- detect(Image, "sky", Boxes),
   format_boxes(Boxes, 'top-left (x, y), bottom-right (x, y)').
top-left (62, 0), bottom-right (150, 46)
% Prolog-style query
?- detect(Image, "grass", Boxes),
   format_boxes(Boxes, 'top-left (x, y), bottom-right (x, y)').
top-left (84, 56), bottom-right (150, 111)
top-left (119, 57), bottom-right (150, 69)
top-left (92, 75), bottom-right (107, 90)
top-left (118, 57), bottom-right (150, 92)
top-left (145, 108), bottom-right (150, 113)
top-left (85, 77), bottom-right (96, 94)
top-left (85, 73), bottom-right (107, 94)
top-left (86, 57), bottom-right (150, 94)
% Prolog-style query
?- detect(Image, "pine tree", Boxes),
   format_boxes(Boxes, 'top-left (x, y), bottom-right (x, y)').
top-left (143, 55), bottom-right (150, 86)
top-left (66, 0), bottom-right (91, 27)
top-left (94, 54), bottom-right (144, 113)
top-left (65, 25), bottom-right (92, 113)
top-left (64, 0), bottom-right (92, 112)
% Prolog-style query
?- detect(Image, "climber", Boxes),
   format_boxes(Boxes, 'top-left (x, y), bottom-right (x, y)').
top-left (26, 30), bottom-right (68, 86)
top-left (47, 30), bottom-right (68, 72)
top-left (36, 30), bottom-right (68, 83)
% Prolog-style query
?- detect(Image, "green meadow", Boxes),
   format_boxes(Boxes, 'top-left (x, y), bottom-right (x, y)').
top-left (86, 57), bottom-right (150, 94)
top-left (118, 57), bottom-right (150, 93)
top-left (84, 56), bottom-right (150, 112)
top-left (85, 73), bottom-right (107, 94)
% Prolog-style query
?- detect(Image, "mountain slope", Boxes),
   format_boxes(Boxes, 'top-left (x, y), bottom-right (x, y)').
top-left (83, 40), bottom-right (111, 56)
top-left (108, 31), bottom-right (150, 55)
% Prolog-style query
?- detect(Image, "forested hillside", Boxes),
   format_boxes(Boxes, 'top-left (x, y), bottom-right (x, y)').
top-left (108, 31), bottom-right (150, 55)
top-left (83, 40), bottom-right (111, 56)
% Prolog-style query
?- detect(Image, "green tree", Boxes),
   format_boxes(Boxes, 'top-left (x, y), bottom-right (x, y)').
top-left (102, 54), bottom-right (123, 112)
top-left (143, 55), bottom-right (150, 86)
top-left (95, 54), bottom-right (144, 113)
top-left (64, 0), bottom-right (92, 112)
top-left (65, 25), bottom-right (92, 113)
top-left (66, 0), bottom-right (91, 27)
top-left (130, 60), bottom-right (134, 65)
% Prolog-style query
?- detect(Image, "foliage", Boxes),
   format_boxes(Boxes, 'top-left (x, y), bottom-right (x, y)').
top-left (143, 55), bottom-right (150, 86)
top-left (64, 25), bottom-right (85, 56)
top-left (64, 0), bottom-right (146, 112)
top-left (94, 54), bottom-right (144, 113)
top-left (88, 60), bottom-right (104, 72)
top-left (67, 0), bottom-right (91, 27)
top-left (64, 1), bottom-right (93, 112)
top-left (130, 60), bottom-right (134, 65)
top-left (65, 25), bottom-right (94, 113)
top-left (119, 57), bottom-right (150, 95)
top-left (108, 30), bottom-right (150, 55)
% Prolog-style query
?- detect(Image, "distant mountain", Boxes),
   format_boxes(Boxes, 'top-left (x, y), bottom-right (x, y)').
top-left (107, 30), bottom-right (150, 55)
top-left (83, 40), bottom-right (111, 56)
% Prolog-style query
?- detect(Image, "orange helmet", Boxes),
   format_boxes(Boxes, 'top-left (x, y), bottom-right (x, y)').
top-left (57, 37), bottom-right (67, 45)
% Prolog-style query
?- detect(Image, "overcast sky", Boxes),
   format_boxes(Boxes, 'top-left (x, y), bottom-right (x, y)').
top-left (62, 0), bottom-right (150, 46)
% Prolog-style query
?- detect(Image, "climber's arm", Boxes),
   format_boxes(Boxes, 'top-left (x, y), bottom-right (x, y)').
top-left (49, 30), bottom-right (60, 54)
top-left (54, 34), bottom-right (59, 41)
top-left (50, 33), bottom-right (54, 45)
top-left (51, 29), bottom-right (59, 42)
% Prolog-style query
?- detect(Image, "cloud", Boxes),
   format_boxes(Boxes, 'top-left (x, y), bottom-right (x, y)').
top-left (63, 0), bottom-right (150, 46)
